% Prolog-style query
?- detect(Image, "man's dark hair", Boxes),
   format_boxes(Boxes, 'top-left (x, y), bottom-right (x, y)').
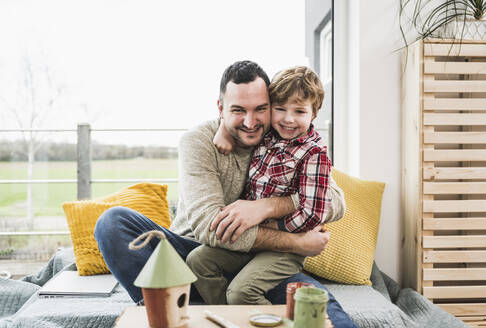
top-left (219, 60), bottom-right (270, 101)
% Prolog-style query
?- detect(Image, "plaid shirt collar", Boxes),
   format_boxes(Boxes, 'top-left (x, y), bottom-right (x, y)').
top-left (264, 123), bottom-right (318, 148)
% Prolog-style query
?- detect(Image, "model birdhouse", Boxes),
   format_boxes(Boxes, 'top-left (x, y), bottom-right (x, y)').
top-left (130, 231), bottom-right (197, 328)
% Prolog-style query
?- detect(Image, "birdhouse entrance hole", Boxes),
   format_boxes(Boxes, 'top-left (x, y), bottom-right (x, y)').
top-left (178, 293), bottom-right (187, 308)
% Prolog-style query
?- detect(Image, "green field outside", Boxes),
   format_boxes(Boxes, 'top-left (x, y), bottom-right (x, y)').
top-left (0, 158), bottom-right (179, 217)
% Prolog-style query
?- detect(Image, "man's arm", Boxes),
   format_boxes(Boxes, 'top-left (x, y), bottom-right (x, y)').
top-left (178, 129), bottom-right (258, 252)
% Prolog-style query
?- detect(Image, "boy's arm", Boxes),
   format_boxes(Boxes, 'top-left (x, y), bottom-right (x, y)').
top-left (213, 119), bottom-right (235, 155)
top-left (277, 149), bottom-right (335, 233)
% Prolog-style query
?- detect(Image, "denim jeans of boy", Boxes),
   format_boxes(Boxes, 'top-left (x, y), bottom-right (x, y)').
top-left (94, 206), bottom-right (358, 328)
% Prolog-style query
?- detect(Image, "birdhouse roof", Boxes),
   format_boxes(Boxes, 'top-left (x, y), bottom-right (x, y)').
top-left (134, 239), bottom-right (197, 288)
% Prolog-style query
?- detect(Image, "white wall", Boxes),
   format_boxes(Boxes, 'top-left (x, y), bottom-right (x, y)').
top-left (334, 0), bottom-right (403, 283)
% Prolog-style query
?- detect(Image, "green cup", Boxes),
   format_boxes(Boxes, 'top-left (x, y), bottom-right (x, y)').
top-left (292, 287), bottom-right (328, 328)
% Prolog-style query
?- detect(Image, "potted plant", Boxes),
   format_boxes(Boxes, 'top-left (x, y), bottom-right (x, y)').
top-left (400, 0), bottom-right (486, 47)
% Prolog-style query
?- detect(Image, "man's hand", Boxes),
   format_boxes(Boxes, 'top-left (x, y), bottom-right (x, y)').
top-left (210, 199), bottom-right (270, 243)
top-left (296, 225), bottom-right (330, 257)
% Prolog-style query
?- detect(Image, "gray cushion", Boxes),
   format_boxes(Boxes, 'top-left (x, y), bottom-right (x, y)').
top-left (323, 283), bottom-right (418, 328)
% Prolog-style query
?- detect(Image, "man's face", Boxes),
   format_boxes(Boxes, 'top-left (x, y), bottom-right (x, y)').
top-left (218, 77), bottom-right (271, 148)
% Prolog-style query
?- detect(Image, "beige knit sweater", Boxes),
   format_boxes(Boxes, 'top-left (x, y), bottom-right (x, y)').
top-left (170, 119), bottom-right (345, 253)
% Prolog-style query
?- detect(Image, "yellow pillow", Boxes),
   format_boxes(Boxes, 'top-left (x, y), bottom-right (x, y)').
top-left (303, 169), bottom-right (385, 285)
top-left (62, 183), bottom-right (171, 276)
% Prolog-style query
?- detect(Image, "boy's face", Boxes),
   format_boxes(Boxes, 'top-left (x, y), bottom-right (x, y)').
top-left (218, 77), bottom-right (271, 147)
top-left (271, 96), bottom-right (314, 140)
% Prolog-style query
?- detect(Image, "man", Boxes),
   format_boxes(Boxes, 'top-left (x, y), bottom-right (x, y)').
top-left (94, 60), bottom-right (356, 327)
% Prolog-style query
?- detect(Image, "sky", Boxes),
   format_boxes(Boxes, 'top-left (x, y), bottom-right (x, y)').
top-left (0, 0), bottom-right (308, 147)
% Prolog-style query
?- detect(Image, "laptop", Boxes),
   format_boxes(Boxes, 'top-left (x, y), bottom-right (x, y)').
top-left (38, 271), bottom-right (118, 298)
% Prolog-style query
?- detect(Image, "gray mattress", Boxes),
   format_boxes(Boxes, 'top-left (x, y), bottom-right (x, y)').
top-left (0, 247), bottom-right (469, 328)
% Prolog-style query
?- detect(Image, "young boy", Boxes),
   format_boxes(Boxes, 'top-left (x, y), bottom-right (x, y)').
top-left (186, 66), bottom-right (345, 305)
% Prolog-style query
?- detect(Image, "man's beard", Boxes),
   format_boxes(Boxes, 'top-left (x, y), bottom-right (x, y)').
top-left (232, 124), bottom-right (265, 147)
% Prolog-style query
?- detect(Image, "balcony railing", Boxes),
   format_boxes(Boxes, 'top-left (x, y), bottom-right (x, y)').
top-left (0, 124), bottom-right (187, 236)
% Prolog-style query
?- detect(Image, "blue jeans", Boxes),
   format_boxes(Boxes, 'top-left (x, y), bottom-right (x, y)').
top-left (94, 206), bottom-right (358, 328)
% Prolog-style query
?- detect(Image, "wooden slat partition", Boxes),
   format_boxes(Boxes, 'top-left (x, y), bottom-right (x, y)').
top-left (423, 268), bottom-right (486, 280)
top-left (422, 57), bottom-right (436, 303)
top-left (439, 304), bottom-right (486, 316)
top-left (403, 40), bottom-right (486, 323)
top-left (423, 182), bottom-right (486, 194)
top-left (425, 62), bottom-right (486, 74)
top-left (423, 167), bottom-right (486, 179)
top-left (462, 320), bottom-right (486, 326)
top-left (423, 286), bottom-right (486, 299)
top-left (423, 236), bottom-right (486, 248)
top-left (457, 316), bottom-right (486, 321)
top-left (423, 218), bottom-right (486, 230)
top-left (424, 132), bottom-right (486, 144)
top-left (424, 43), bottom-right (486, 56)
top-left (424, 149), bottom-right (486, 161)
top-left (423, 200), bottom-right (486, 213)
top-left (424, 80), bottom-right (486, 93)
top-left (424, 98), bottom-right (486, 111)
top-left (424, 250), bottom-right (486, 263)
top-left (424, 114), bottom-right (486, 126)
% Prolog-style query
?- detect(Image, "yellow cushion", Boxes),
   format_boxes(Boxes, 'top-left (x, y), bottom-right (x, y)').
top-left (62, 183), bottom-right (171, 276)
top-left (303, 168), bottom-right (385, 285)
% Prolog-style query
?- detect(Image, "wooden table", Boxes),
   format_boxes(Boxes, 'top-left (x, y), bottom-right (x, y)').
top-left (115, 304), bottom-right (333, 328)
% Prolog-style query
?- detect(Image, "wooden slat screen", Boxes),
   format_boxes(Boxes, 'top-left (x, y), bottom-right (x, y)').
top-left (420, 41), bottom-right (486, 324)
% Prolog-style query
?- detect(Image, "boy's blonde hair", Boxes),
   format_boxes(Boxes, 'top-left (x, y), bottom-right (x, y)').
top-left (269, 66), bottom-right (324, 117)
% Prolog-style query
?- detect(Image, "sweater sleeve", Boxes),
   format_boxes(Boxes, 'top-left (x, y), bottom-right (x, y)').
top-left (178, 130), bottom-right (257, 252)
top-left (323, 174), bottom-right (346, 223)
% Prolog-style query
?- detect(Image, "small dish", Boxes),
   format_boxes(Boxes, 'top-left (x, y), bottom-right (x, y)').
top-left (249, 313), bottom-right (283, 327)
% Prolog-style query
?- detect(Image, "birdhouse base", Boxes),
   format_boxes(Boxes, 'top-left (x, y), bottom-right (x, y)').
top-left (142, 284), bottom-right (190, 328)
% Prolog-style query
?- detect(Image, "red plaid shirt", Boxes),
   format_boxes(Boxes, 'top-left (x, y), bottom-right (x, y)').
top-left (243, 125), bottom-right (332, 232)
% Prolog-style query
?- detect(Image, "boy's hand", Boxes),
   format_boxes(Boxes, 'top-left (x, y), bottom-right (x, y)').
top-left (297, 226), bottom-right (330, 256)
top-left (213, 119), bottom-right (235, 155)
top-left (210, 199), bottom-right (269, 243)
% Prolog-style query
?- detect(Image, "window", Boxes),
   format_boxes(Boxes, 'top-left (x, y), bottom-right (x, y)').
top-left (320, 22), bottom-right (333, 86)
top-left (306, 0), bottom-right (333, 160)
top-left (0, 0), bottom-right (308, 278)
top-left (319, 20), bottom-right (333, 159)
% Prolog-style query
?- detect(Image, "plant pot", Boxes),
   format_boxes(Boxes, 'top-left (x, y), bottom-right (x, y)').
top-left (441, 18), bottom-right (486, 40)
